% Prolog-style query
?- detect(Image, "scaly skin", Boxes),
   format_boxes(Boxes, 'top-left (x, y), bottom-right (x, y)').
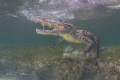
top-left (36, 16), bottom-right (100, 58)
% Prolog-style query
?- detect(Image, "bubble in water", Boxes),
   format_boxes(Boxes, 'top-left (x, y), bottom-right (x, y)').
top-left (20, 9), bottom-right (36, 22)
top-left (19, 0), bottom-right (78, 22)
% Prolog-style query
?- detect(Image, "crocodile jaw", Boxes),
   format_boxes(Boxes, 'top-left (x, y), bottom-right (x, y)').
top-left (36, 28), bottom-right (66, 36)
top-left (36, 16), bottom-right (71, 35)
top-left (36, 16), bottom-right (64, 30)
top-left (36, 28), bottom-right (81, 43)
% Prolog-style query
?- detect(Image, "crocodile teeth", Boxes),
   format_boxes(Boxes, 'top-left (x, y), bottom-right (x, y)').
top-left (48, 23), bottom-right (51, 27)
top-left (43, 26), bottom-right (44, 31)
top-left (49, 23), bottom-right (51, 26)
top-left (38, 21), bottom-right (45, 31)
top-left (36, 28), bottom-right (41, 31)
top-left (36, 28), bottom-right (54, 32)
top-left (46, 22), bottom-right (51, 27)
top-left (41, 23), bottom-right (44, 27)
top-left (36, 28), bottom-right (39, 31)
top-left (53, 28), bottom-right (56, 31)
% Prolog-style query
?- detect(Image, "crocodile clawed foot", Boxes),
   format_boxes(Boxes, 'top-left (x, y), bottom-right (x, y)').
top-left (93, 57), bottom-right (100, 65)
top-left (84, 53), bottom-right (92, 58)
top-left (49, 45), bottom-right (54, 50)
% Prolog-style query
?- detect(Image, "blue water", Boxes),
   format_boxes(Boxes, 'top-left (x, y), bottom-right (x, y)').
top-left (0, 0), bottom-right (120, 45)
top-left (0, 0), bottom-right (120, 80)
top-left (1, 14), bottom-right (120, 45)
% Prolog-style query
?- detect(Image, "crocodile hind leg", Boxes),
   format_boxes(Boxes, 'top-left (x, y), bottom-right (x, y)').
top-left (95, 38), bottom-right (100, 58)
top-left (77, 35), bottom-right (95, 57)
top-left (94, 45), bottom-right (100, 65)
top-left (94, 38), bottom-right (100, 65)
top-left (49, 37), bottom-right (63, 49)
top-left (84, 41), bottom-right (100, 65)
top-left (84, 43), bottom-right (95, 58)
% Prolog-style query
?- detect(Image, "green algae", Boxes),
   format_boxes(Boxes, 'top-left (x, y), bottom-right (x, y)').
top-left (99, 46), bottom-right (120, 70)
top-left (100, 46), bottom-right (120, 62)
top-left (0, 44), bottom-right (120, 80)
top-left (99, 46), bottom-right (120, 78)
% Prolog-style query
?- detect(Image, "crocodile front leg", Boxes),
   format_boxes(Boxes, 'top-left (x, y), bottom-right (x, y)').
top-left (49, 37), bottom-right (63, 49)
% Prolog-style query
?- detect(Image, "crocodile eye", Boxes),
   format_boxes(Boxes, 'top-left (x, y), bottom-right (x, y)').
top-left (64, 24), bottom-right (71, 28)
top-left (63, 20), bottom-right (68, 23)
top-left (59, 20), bottom-right (62, 22)
top-left (59, 20), bottom-right (68, 23)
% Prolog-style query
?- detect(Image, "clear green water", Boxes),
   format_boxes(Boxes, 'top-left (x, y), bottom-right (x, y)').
top-left (0, 0), bottom-right (120, 80)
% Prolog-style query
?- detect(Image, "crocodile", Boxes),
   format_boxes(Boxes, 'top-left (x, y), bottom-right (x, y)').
top-left (36, 16), bottom-right (100, 58)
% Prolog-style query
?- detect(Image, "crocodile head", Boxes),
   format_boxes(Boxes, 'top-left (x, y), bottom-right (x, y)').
top-left (36, 16), bottom-right (75, 35)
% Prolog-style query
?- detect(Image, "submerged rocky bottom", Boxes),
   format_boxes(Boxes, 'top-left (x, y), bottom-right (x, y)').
top-left (0, 44), bottom-right (120, 80)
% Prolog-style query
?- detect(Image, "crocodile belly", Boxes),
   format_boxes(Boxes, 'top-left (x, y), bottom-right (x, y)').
top-left (60, 34), bottom-right (83, 43)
